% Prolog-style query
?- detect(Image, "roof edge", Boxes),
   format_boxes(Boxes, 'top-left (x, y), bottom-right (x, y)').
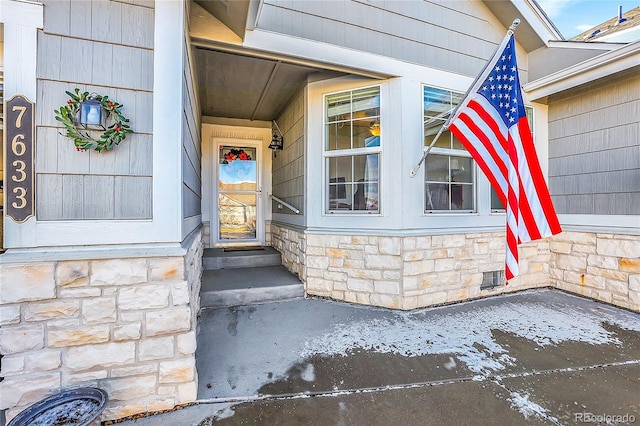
top-left (522, 0), bottom-right (564, 41)
top-left (524, 40), bottom-right (640, 100)
top-left (191, 35), bottom-right (394, 81)
top-left (547, 40), bottom-right (628, 50)
top-left (511, 0), bottom-right (564, 44)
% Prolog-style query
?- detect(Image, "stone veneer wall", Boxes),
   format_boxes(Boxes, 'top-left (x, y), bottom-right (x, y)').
top-left (271, 224), bottom-right (551, 309)
top-left (550, 232), bottom-right (639, 312)
top-left (184, 229), bottom-right (205, 334)
top-left (271, 224), bottom-right (305, 279)
top-left (203, 222), bottom-right (211, 248)
top-left (271, 224), bottom-right (639, 312)
top-left (0, 230), bottom-right (204, 421)
top-left (265, 222), bottom-right (273, 247)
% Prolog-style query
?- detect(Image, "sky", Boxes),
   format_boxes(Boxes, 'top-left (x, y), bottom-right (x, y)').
top-left (537, 0), bottom-right (640, 39)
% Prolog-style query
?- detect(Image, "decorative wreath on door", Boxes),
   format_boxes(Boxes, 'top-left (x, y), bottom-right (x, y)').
top-left (54, 89), bottom-right (133, 152)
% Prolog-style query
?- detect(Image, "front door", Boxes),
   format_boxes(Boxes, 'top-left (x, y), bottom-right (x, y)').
top-left (215, 142), bottom-right (262, 245)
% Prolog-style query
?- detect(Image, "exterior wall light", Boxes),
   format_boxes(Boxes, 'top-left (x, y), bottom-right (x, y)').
top-left (78, 96), bottom-right (105, 129)
top-left (269, 120), bottom-right (284, 151)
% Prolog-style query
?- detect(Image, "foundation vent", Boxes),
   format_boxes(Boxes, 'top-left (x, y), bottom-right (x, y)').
top-left (481, 270), bottom-right (505, 290)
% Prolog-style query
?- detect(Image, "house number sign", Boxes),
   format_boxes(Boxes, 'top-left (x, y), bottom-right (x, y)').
top-left (6, 95), bottom-right (35, 223)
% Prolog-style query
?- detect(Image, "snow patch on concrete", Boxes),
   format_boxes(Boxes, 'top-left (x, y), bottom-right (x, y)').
top-left (300, 363), bottom-right (316, 382)
top-left (443, 356), bottom-right (457, 370)
top-left (300, 299), bottom-right (640, 375)
top-left (507, 390), bottom-right (559, 422)
top-left (212, 406), bottom-right (235, 420)
top-left (199, 291), bottom-right (640, 402)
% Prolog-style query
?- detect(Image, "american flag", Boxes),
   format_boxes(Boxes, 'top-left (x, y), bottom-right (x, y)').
top-left (448, 34), bottom-right (562, 281)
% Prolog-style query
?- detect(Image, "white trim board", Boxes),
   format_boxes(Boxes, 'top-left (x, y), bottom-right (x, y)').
top-left (242, 28), bottom-right (473, 92)
top-left (0, 242), bottom-right (188, 264)
top-left (0, 1), bottom-right (43, 29)
top-left (559, 214), bottom-right (640, 235)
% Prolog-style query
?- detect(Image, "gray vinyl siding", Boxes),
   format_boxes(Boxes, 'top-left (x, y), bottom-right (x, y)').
top-left (35, 0), bottom-right (154, 220)
top-left (257, 0), bottom-right (502, 78)
top-left (548, 72), bottom-right (640, 215)
top-left (182, 31), bottom-right (202, 238)
top-left (272, 87), bottom-right (305, 216)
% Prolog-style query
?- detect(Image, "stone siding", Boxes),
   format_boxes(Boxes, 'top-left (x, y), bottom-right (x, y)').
top-left (185, 229), bottom-right (204, 329)
top-left (0, 230), bottom-right (203, 422)
top-left (550, 232), bottom-right (640, 312)
top-left (271, 224), bottom-right (551, 309)
top-left (271, 224), bottom-right (306, 280)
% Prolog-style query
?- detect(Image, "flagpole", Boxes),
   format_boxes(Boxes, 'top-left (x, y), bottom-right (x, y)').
top-left (409, 19), bottom-right (521, 178)
top-left (409, 125), bottom-right (447, 178)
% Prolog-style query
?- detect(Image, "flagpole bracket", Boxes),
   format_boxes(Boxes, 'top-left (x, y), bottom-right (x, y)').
top-left (508, 19), bottom-right (521, 34)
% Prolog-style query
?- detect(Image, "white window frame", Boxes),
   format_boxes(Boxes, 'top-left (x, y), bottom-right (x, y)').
top-left (323, 85), bottom-right (382, 215)
top-left (424, 148), bottom-right (476, 213)
top-left (422, 84), bottom-right (476, 214)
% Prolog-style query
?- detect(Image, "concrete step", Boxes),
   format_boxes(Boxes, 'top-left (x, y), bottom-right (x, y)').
top-left (200, 265), bottom-right (304, 308)
top-left (203, 247), bottom-right (281, 270)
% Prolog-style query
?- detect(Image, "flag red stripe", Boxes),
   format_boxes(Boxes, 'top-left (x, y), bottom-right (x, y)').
top-left (467, 98), bottom-right (509, 154)
top-left (462, 110), bottom-right (508, 178)
top-left (506, 134), bottom-right (520, 279)
top-left (518, 177), bottom-right (541, 241)
top-left (450, 97), bottom-right (511, 206)
top-left (451, 114), bottom-right (509, 202)
top-left (517, 119), bottom-right (562, 235)
top-left (450, 110), bottom-right (507, 182)
top-left (449, 119), bottom-right (508, 206)
top-left (511, 120), bottom-right (560, 239)
top-left (514, 126), bottom-right (546, 238)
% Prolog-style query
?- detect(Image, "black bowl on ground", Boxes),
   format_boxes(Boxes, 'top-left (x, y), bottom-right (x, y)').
top-left (7, 387), bottom-right (108, 426)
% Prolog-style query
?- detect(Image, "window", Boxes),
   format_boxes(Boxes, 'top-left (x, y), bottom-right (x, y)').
top-left (423, 86), bottom-right (475, 213)
top-left (325, 86), bottom-right (380, 213)
top-left (490, 106), bottom-right (534, 212)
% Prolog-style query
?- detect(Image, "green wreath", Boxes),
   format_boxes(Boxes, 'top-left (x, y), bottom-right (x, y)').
top-left (54, 88), bottom-right (133, 152)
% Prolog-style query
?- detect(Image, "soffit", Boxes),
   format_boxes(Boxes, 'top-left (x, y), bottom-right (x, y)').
top-left (194, 47), bottom-right (342, 120)
top-left (483, 0), bottom-right (560, 51)
top-left (193, 0), bottom-right (250, 40)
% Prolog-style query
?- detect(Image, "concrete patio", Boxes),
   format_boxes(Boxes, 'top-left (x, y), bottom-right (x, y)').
top-left (115, 289), bottom-right (640, 425)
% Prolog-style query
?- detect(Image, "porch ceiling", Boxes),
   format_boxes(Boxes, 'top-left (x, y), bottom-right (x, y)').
top-left (194, 47), bottom-right (339, 121)
top-left (189, 1), bottom-right (390, 122)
